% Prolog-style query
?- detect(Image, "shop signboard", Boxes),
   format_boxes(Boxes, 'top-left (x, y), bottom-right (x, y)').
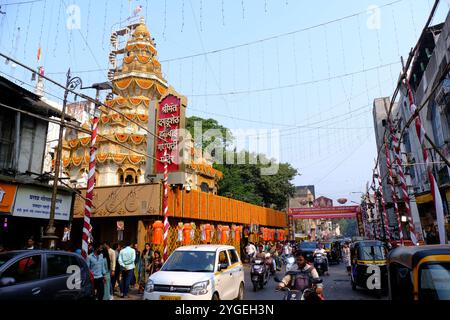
top-left (12, 185), bottom-right (72, 221)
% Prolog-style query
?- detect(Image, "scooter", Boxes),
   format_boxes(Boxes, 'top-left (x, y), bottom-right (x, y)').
top-left (274, 274), bottom-right (324, 301)
top-left (313, 253), bottom-right (328, 276)
top-left (250, 257), bottom-right (270, 291)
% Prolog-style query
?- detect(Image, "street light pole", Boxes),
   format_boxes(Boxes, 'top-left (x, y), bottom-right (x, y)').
top-left (43, 69), bottom-right (82, 249)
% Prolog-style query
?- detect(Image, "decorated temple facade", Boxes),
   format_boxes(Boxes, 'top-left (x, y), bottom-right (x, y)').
top-left (62, 19), bottom-right (167, 187)
top-left (61, 18), bottom-right (223, 193)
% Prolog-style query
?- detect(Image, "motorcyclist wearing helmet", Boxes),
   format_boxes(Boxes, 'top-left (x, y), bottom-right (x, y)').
top-left (276, 250), bottom-right (323, 296)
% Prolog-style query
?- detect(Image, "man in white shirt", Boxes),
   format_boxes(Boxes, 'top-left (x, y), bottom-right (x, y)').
top-left (245, 242), bottom-right (257, 260)
top-left (118, 241), bottom-right (136, 298)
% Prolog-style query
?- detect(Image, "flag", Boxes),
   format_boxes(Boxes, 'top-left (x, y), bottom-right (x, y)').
top-left (37, 47), bottom-right (41, 62)
top-left (134, 5), bottom-right (142, 16)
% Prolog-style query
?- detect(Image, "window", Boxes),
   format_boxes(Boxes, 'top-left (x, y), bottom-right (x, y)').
top-left (200, 182), bottom-right (209, 193)
top-left (419, 262), bottom-right (450, 300)
top-left (1, 255), bottom-right (41, 284)
top-left (0, 110), bottom-right (15, 170)
top-left (228, 250), bottom-right (239, 264)
top-left (46, 254), bottom-right (78, 278)
top-left (161, 251), bottom-right (216, 272)
top-left (218, 251), bottom-right (229, 267)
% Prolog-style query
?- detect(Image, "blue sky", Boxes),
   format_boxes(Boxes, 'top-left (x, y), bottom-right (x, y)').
top-left (0, 0), bottom-right (449, 204)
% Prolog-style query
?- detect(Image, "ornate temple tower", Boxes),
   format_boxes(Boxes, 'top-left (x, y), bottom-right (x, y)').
top-left (62, 18), bottom-right (168, 186)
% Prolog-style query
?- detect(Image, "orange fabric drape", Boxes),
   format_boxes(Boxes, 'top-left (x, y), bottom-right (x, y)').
top-left (152, 221), bottom-right (164, 245)
top-left (183, 224), bottom-right (192, 245)
top-left (235, 226), bottom-right (241, 243)
top-left (204, 224), bottom-right (211, 244)
top-left (221, 226), bottom-right (229, 244)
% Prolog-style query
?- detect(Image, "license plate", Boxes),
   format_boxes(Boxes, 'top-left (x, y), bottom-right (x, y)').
top-left (160, 295), bottom-right (181, 300)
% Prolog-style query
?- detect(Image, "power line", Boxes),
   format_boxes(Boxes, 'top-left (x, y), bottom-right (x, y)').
top-left (1, 0), bottom-right (43, 6)
top-left (185, 62), bottom-right (400, 97)
top-left (0, 101), bottom-right (161, 163)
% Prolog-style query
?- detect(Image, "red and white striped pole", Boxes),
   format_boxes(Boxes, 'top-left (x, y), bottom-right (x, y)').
top-left (388, 119), bottom-right (418, 244)
top-left (81, 102), bottom-right (99, 259)
top-left (376, 168), bottom-right (391, 241)
top-left (371, 178), bottom-right (381, 240)
top-left (405, 80), bottom-right (446, 244)
top-left (384, 135), bottom-right (404, 243)
top-left (163, 148), bottom-right (169, 261)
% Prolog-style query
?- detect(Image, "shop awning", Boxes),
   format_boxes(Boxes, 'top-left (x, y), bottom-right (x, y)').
top-left (415, 193), bottom-right (433, 204)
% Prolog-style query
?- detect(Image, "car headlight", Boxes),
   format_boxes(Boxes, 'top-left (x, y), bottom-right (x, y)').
top-left (190, 280), bottom-right (209, 296)
top-left (145, 280), bottom-right (154, 293)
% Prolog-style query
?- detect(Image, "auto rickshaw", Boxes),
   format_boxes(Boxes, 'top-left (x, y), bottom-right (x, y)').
top-left (350, 240), bottom-right (388, 297)
top-left (329, 241), bottom-right (342, 264)
top-left (387, 245), bottom-right (450, 300)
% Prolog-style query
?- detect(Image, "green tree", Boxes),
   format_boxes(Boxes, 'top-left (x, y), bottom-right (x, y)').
top-left (186, 116), bottom-right (298, 210)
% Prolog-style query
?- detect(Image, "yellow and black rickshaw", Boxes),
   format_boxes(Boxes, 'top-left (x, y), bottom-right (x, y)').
top-left (350, 240), bottom-right (388, 296)
top-left (387, 245), bottom-right (450, 300)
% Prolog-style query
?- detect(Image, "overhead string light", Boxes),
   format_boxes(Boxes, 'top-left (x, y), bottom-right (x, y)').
top-left (102, 0), bottom-right (109, 50)
top-left (241, 0), bottom-right (245, 20)
top-left (43, 0), bottom-right (55, 66)
top-left (52, 0), bottom-right (61, 57)
top-left (221, 0), bottom-right (225, 26)
top-left (264, 0), bottom-right (268, 13)
top-left (199, 0), bottom-right (202, 32)
top-left (163, 0), bottom-right (167, 38)
top-left (10, 3), bottom-right (20, 60)
top-left (181, 0), bottom-right (185, 32)
top-left (37, 0), bottom-right (47, 63)
top-left (85, 0), bottom-right (92, 50)
top-left (375, 21), bottom-right (383, 97)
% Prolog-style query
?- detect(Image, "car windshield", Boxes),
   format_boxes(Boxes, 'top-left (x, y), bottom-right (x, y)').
top-left (161, 251), bottom-right (216, 272)
top-left (359, 246), bottom-right (386, 260)
top-left (420, 262), bottom-right (450, 300)
top-left (300, 242), bottom-right (317, 249)
top-left (0, 253), bottom-right (17, 268)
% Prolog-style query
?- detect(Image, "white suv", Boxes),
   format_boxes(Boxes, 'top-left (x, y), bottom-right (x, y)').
top-left (143, 245), bottom-right (245, 300)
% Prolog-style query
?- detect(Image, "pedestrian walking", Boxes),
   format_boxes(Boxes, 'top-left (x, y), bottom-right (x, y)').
top-left (342, 242), bottom-right (351, 276)
top-left (139, 243), bottom-right (153, 294)
top-left (118, 241), bottom-right (136, 298)
top-left (87, 243), bottom-right (107, 300)
top-left (104, 242), bottom-right (116, 297)
top-left (101, 246), bottom-right (113, 300)
top-left (148, 250), bottom-right (163, 275)
top-left (132, 243), bottom-right (141, 289)
top-left (112, 243), bottom-right (122, 294)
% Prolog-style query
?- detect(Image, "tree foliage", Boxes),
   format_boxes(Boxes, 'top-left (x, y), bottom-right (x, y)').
top-left (186, 116), bottom-right (298, 210)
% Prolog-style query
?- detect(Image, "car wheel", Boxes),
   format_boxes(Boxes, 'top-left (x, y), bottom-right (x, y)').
top-left (236, 282), bottom-right (244, 300)
top-left (212, 292), bottom-right (220, 300)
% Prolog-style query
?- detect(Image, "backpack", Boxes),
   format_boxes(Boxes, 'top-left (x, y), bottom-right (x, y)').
top-left (291, 267), bottom-right (313, 292)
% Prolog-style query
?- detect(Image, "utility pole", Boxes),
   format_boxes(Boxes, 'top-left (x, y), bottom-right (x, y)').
top-left (43, 69), bottom-right (82, 249)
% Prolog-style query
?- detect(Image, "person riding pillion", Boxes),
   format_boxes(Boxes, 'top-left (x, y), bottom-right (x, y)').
top-left (276, 251), bottom-right (323, 296)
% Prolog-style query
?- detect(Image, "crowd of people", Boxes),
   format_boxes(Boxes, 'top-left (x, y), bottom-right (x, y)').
top-left (85, 241), bottom-right (163, 300)
top-left (0, 237), bottom-right (164, 301)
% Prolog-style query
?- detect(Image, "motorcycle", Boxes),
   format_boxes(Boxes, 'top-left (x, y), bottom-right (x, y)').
top-left (250, 257), bottom-right (270, 291)
top-left (274, 273), bottom-right (324, 301)
top-left (313, 253), bottom-right (328, 276)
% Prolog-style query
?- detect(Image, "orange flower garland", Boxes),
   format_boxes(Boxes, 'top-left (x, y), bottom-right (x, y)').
top-left (130, 135), bottom-right (145, 145)
top-left (115, 133), bottom-right (129, 143)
